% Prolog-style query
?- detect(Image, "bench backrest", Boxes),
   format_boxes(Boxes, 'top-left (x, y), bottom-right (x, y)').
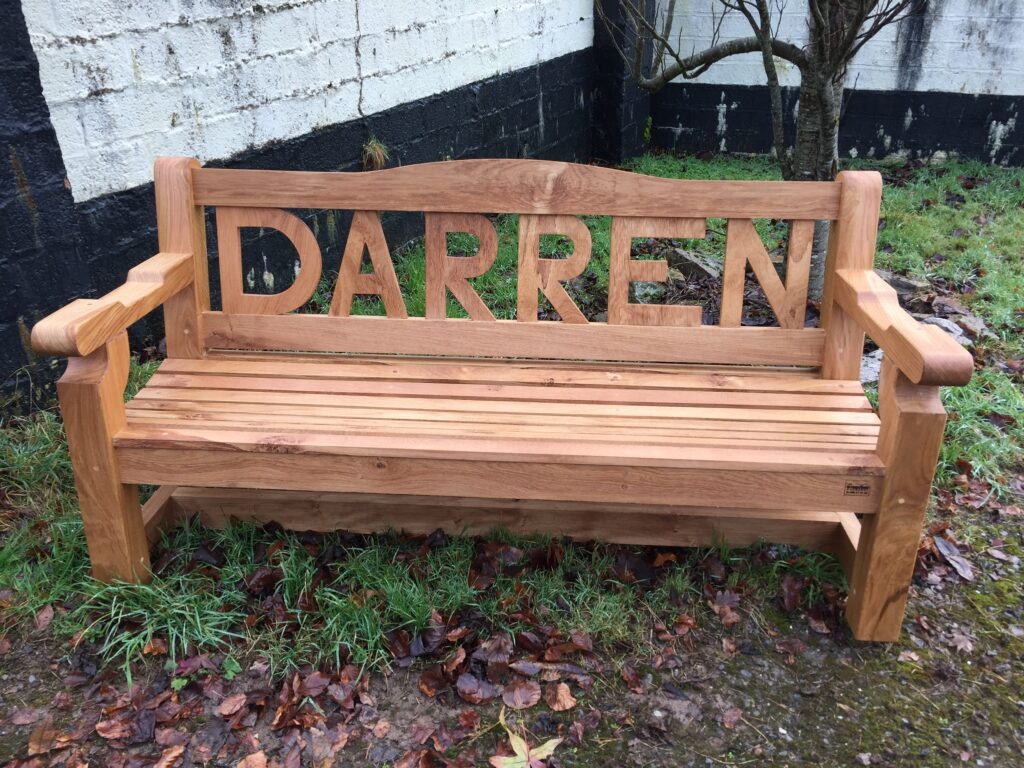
top-left (155, 158), bottom-right (881, 370)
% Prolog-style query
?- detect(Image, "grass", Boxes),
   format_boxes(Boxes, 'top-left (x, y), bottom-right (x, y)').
top-left (1, 152), bottom-right (1022, 679)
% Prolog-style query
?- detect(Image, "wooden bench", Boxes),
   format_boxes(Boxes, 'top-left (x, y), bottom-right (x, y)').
top-left (31, 158), bottom-right (973, 641)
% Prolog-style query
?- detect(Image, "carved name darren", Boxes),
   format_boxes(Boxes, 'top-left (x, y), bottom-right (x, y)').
top-left (215, 207), bottom-right (813, 329)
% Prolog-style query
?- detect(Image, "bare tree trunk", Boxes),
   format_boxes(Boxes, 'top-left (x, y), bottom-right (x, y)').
top-left (791, 64), bottom-right (844, 300)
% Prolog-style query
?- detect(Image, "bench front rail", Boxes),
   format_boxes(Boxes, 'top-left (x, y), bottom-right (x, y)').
top-left (31, 159), bottom-right (973, 641)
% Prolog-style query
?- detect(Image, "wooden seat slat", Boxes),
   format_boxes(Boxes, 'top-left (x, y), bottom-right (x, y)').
top-left (161, 356), bottom-right (863, 393)
top-left (126, 400), bottom-right (879, 441)
top-left (208, 352), bottom-right (826, 378)
top-left (131, 386), bottom-right (881, 425)
top-left (142, 372), bottom-right (873, 411)
top-left (124, 409), bottom-right (878, 452)
top-left (114, 424), bottom-right (882, 473)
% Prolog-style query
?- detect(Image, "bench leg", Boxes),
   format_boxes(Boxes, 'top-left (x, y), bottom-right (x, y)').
top-left (58, 333), bottom-right (150, 582)
top-left (846, 358), bottom-right (946, 641)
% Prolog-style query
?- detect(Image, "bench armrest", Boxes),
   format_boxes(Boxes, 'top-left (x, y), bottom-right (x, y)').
top-left (833, 269), bottom-right (973, 386)
top-left (31, 252), bottom-right (194, 357)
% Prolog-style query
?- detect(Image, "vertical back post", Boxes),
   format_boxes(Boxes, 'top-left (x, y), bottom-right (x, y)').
top-left (155, 157), bottom-right (209, 358)
top-left (820, 170), bottom-right (882, 379)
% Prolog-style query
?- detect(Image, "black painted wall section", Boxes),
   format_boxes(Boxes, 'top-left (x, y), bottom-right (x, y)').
top-left (0, 2), bottom-right (94, 407)
top-left (591, 0), bottom-right (653, 162)
top-left (2, 47), bottom-right (595, 407)
top-left (650, 83), bottom-right (1021, 165)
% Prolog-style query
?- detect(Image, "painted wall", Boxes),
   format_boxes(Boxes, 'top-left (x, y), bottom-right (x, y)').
top-left (22, 0), bottom-right (593, 201)
top-left (651, 0), bottom-right (1022, 163)
top-left (659, 0), bottom-right (1024, 94)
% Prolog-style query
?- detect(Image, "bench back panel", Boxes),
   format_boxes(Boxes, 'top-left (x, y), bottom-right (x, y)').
top-left (174, 159), bottom-right (854, 367)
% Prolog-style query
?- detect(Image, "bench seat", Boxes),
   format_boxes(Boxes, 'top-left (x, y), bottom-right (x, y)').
top-left (114, 353), bottom-right (883, 514)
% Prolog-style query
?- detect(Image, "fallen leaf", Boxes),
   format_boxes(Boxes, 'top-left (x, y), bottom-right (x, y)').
top-left (26, 716), bottom-right (59, 755)
top-left (673, 613), bottom-right (697, 636)
top-left (458, 709), bottom-right (481, 730)
top-left (489, 708), bottom-right (562, 768)
top-left (95, 717), bottom-right (132, 740)
top-left (775, 638), bottom-right (808, 656)
top-left (245, 566), bottom-right (284, 594)
top-left (143, 637), bottom-right (169, 656)
top-left (237, 750), bottom-right (268, 768)
top-left (543, 682), bottom-right (576, 712)
top-left (10, 708), bottom-right (40, 726)
top-left (373, 719), bottom-right (391, 738)
top-left (806, 611), bottom-right (832, 635)
top-left (474, 634), bottom-right (513, 664)
top-left (653, 552), bottom-right (677, 567)
top-left (781, 574), bottom-right (804, 613)
top-left (721, 637), bottom-right (738, 655)
top-left (444, 646), bottom-right (467, 675)
top-left (620, 663), bottom-right (643, 693)
top-left (934, 537), bottom-right (974, 581)
top-left (897, 650), bottom-right (920, 662)
top-left (721, 707), bottom-right (743, 729)
top-left (949, 631), bottom-right (974, 654)
top-left (155, 728), bottom-right (191, 747)
top-left (299, 670), bottom-right (331, 698)
top-left (396, 750), bottom-right (433, 768)
top-left (155, 744), bottom-right (186, 768)
top-left (419, 665), bottom-right (447, 698)
top-left (502, 679), bottom-right (541, 710)
top-left (217, 692), bottom-right (247, 717)
top-left (456, 673), bottom-right (497, 704)
top-left (35, 604), bottom-right (54, 632)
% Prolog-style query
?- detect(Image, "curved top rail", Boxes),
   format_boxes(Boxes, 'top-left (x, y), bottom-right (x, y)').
top-left (189, 158), bottom-right (840, 220)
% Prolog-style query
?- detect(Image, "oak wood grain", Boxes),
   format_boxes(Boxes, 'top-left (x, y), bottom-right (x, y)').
top-left (202, 313), bottom-right (827, 366)
top-left (191, 159), bottom-right (842, 218)
top-left (329, 210), bottom-right (408, 318)
top-left (31, 252), bottom-right (192, 357)
top-left (155, 157), bottom-right (208, 358)
top-left (216, 206), bottom-right (322, 315)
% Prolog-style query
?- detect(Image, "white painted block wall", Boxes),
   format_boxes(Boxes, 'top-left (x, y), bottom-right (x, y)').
top-left (21, 0), bottom-right (593, 201)
top-left (661, 0), bottom-right (1024, 94)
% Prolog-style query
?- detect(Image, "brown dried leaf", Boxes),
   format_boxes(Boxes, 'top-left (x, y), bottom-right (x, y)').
top-left (653, 552), bottom-right (677, 567)
top-left (155, 744), bottom-right (186, 768)
top-left (217, 692), bottom-right (247, 717)
top-left (621, 663), bottom-right (643, 693)
top-left (721, 707), bottom-right (743, 729)
top-left (456, 673), bottom-right (497, 704)
top-left (95, 717), bottom-right (131, 740)
top-left (299, 670), bottom-right (331, 698)
top-left (543, 682), bottom-right (577, 712)
top-left (458, 709), bottom-right (481, 731)
top-left (236, 750), bottom-right (268, 768)
top-left (26, 717), bottom-right (59, 756)
top-left (473, 634), bottom-right (513, 664)
top-left (10, 708), bottom-right (40, 726)
top-left (673, 613), bottom-right (697, 636)
top-left (419, 665), bottom-right (447, 698)
top-left (775, 638), bottom-right (808, 656)
top-left (781, 574), bottom-right (804, 613)
top-left (444, 646), bottom-right (467, 675)
top-left (34, 604), bottom-right (54, 632)
top-left (502, 679), bottom-right (542, 710)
